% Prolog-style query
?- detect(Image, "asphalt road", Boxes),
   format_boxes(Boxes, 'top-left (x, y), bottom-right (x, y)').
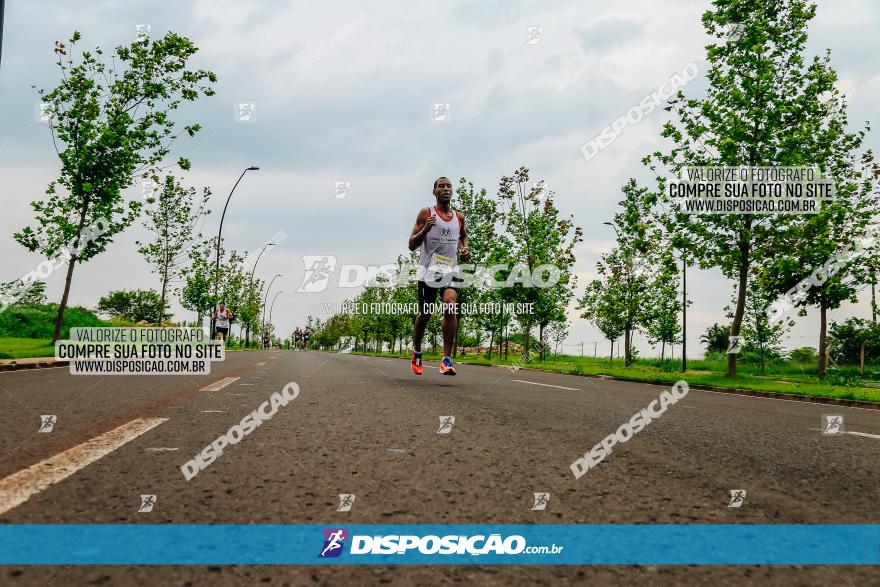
top-left (0, 350), bottom-right (877, 585)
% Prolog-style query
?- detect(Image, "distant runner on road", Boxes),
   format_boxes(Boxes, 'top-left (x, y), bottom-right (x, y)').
top-left (293, 327), bottom-right (302, 351)
top-left (408, 176), bottom-right (471, 376)
top-left (214, 302), bottom-right (234, 344)
top-left (303, 327), bottom-right (311, 351)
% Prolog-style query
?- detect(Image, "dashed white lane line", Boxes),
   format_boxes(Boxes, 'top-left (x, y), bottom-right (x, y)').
top-left (255, 361), bottom-right (267, 367)
top-left (512, 379), bottom-right (580, 391)
top-left (845, 430), bottom-right (880, 440)
top-left (199, 377), bottom-right (239, 391)
top-left (0, 418), bottom-right (167, 516)
top-left (144, 447), bottom-right (178, 453)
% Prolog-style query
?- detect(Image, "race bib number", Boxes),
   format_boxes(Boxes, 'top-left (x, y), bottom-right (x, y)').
top-left (428, 253), bottom-right (454, 275)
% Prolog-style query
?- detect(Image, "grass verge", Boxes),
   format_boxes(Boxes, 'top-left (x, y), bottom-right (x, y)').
top-left (352, 350), bottom-right (880, 404)
top-left (0, 337), bottom-right (56, 359)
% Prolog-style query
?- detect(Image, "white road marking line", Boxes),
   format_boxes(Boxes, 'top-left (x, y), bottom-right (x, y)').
top-left (512, 379), bottom-right (580, 391)
top-left (0, 418), bottom-right (167, 516)
top-left (812, 428), bottom-right (880, 440)
top-left (845, 430), bottom-right (880, 440)
top-left (225, 393), bottom-right (246, 396)
top-left (201, 410), bottom-right (224, 413)
top-left (239, 383), bottom-right (255, 386)
top-left (199, 377), bottom-right (239, 391)
top-left (255, 361), bottom-right (267, 367)
top-left (386, 448), bottom-right (407, 453)
top-left (144, 447), bottom-right (178, 453)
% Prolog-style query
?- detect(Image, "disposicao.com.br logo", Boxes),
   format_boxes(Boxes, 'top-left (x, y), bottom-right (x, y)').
top-left (318, 528), bottom-right (563, 558)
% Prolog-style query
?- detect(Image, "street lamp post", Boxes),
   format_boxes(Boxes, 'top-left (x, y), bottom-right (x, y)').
top-left (0, 0), bottom-right (6, 70)
top-left (211, 166), bottom-right (259, 338)
top-left (244, 242), bottom-right (275, 347)
top-left (268, 290), bottom-right (284, 334)
top-left (261, 274), bottom-right (281, 348)
top-left (250, 242), bottom-right (275, 281)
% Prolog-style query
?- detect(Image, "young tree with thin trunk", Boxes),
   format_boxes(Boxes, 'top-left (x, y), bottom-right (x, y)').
top-left (136, 174), bottom-right (210, 325)
top-left (578, 278), bottom-right (627, 367)
top-left (644, 277), bottom-right (682, 363)
top-left (180, 239), bottom-right (217, 325)
top-left (497, 167), bottom-right (581, 360)
top-left (453, 178), bottom-right (499, 357)
top-left (726, 280), bottom-right (793, 375)
top-left (646, 0), bottom-right (873, 376)
top-left (14, 31), bottom-right (216, 341)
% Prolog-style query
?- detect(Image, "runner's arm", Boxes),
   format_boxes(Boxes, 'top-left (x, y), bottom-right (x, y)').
top-left (408, 208), bottom-right (433, 251)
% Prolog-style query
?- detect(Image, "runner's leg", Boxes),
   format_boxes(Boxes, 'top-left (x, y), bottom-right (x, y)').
top-left (440, 287), bottom-right (458, 358)
top-left (413, 281), bottom-right (437, 352)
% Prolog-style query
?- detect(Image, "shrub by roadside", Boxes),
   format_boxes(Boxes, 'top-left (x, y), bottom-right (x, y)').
top-left (0, 303), bottom-right (109, 339)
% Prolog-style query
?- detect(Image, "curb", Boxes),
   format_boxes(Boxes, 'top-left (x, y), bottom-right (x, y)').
top-left (0, 360), bottom-right (69, 372)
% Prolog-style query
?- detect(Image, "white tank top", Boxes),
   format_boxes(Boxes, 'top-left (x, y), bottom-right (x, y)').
top-left (418, 206), bottom-right (462, 283)
top-left (216, 309), bottom-right (231, 328)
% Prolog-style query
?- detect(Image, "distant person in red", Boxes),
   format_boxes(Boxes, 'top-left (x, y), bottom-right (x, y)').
top-left (408, 177), bottom-right (470, 376)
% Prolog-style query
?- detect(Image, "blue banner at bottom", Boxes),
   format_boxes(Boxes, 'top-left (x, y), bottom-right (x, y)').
top-left (0, 525), bottom-right (877, 565)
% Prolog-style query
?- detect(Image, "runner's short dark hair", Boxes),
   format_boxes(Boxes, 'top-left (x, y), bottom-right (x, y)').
top-left (433, 176), bottom-right (450, 190)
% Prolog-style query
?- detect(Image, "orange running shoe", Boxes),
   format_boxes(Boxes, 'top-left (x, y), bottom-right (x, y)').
top-left (411, 351), bottom-right (424, 375)
top-left (439, 356), bottom-right (456, 376)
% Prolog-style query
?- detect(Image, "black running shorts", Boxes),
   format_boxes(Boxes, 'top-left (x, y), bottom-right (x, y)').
top-left (417, 279), bottom-right (460, 315)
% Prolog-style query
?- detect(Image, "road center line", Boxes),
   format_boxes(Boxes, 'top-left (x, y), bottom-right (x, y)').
top-left (255, 361), bottom-right (267, 367)
top-left (0, 418), bottom-right (167, 517)
top-left (512, 379), bottom-right (580, 391)
top-left (199, 377), bottom-right (239, 391)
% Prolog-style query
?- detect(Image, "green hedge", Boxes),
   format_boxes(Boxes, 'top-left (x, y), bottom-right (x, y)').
top-left (0, 304), bottom-right (109, 339)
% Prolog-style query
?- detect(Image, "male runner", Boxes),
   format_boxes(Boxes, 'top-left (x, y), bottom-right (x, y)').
top-left (214, 302), bottom-right (234, 344)
top-left (303, 326), bottom-right (311, 351)
top-left (293, 327), bottom-right (302, 351)
top-left (408, 176), bottom-right (470, 375)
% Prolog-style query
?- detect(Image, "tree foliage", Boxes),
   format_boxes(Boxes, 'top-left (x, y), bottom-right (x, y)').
top-left (15, 30), bottom-right (216, 340)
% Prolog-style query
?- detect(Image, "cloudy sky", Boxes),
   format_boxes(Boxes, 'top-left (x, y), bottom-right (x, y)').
top-left (1, 0), bottom-right (878, 355)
